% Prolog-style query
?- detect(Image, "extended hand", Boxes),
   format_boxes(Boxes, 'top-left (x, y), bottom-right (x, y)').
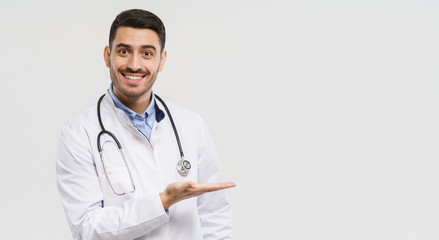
top-left (160, 181), bottom-right (236, 210)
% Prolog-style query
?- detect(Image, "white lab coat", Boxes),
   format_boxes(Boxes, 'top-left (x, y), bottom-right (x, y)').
top-left (56, 93), bottom-right (232, 240)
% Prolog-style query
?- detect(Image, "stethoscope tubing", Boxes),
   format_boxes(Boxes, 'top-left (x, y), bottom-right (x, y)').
top-left (154, 94), bottom-right (185, 159)
top-left (96, 93), bottom-right (191, 194)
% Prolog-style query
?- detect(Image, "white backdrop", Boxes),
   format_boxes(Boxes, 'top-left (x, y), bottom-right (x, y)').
top-left (1, 0), bottom-right (438, 239)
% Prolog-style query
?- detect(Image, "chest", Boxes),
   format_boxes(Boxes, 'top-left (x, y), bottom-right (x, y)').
top-left (92, 116), bottom-right (200, 205)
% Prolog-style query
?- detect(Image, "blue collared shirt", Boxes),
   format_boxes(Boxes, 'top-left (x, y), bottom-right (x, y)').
top-left (108, 86), bottom-right (164, 140)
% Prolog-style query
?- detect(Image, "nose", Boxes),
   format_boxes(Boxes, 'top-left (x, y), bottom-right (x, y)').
top-left (127, 54), bottom-right (141, 72)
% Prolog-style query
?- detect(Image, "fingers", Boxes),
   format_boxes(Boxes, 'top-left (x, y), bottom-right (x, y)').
top-left (193, 181), bottom-right (236, 193)
top-left (169, 181), bottom-right (236, 196)
top-left (161, 181), bottom-right (236, 210)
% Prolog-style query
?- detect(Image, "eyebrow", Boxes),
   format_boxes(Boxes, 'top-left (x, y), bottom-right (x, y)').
top-left (115, 43), bottom-right (157, 51)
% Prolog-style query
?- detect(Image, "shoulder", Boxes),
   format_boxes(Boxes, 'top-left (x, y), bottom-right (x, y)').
top-left (60, 102), bottom-right (99, 140)
top-left (57, 103), bottom-right (100, 168)
top-left (156, 97), bottom-right (204, 126)
top-left (155, 97), bottom-right (211, 146)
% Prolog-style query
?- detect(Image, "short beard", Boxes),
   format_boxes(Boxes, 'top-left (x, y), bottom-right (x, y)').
top-left (109, 63), bottom-right (158, 99)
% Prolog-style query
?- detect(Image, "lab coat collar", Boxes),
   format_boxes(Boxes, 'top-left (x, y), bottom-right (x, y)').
top-left (154, 98), bottom-right (165, 122)
top-left (101, 92), bottom-right (166, 131)
top-left (105, 87), bottom-right (165, 123)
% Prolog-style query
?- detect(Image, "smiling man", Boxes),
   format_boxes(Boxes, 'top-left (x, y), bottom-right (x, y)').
top-left (56, 9), bottom-right (234, 240)
top-left (105, 27), bottom-right (165, 113)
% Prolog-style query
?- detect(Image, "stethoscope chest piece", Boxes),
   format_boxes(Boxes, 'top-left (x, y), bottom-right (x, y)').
top-left (177, 158), bottom-right (191, 176)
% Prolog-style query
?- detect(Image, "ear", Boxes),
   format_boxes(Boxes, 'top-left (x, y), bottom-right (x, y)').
top-left (158, 50), bottom-right (167, 72)
top-left (103, 46), bottom-right (111, 68)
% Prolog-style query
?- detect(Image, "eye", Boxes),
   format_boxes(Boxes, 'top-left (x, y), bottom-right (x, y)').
top-left (118, 49), bottom-right (128, 55)
top-left (143, 51), bottom-right (153, 57)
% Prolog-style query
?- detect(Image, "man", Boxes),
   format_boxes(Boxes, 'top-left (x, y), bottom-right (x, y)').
top-left (56, 9), bottom-right (235, 240)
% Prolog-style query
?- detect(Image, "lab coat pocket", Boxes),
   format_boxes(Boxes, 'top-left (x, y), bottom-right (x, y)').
top-left (98, 139), bottom-right (136, 198)
top-left (104, 167), bottom-right (135, 196)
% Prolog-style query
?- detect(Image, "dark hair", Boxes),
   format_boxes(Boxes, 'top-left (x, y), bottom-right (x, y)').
top-left (109, 9), bottom-right (166, 52)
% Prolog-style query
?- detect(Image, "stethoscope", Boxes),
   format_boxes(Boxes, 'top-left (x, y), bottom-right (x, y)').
top-left (97, 93), bottom-right (191, 196)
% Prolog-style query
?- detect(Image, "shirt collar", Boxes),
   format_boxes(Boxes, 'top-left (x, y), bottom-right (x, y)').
top-left (108, 85), bottom-right (164, 122)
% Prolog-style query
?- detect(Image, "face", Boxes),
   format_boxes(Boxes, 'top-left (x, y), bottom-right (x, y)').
top-left (104, 27), bottom-right (167, 101)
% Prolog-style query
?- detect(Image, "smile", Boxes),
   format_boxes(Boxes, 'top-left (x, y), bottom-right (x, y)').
top-left (125, 75), bottom-right (143, 80)
top-left (121, 72), bottom-right (147, 81)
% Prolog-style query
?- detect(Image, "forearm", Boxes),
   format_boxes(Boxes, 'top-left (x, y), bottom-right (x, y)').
top-left (67, 196), bottom-right (168, 240)
top-left (56, 127), bottom-right (169, 240)
top-left (56, 165), bottom-right (169, 240)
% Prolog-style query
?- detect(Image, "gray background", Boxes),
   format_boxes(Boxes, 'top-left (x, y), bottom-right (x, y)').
top-left (1, 0), bottom-right (438, 239)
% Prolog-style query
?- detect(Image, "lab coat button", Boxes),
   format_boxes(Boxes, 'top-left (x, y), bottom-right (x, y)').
top-left (155, 126), bottom-right (159, 130)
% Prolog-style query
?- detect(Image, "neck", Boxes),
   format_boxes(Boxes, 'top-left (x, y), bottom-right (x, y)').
top-left (112, 86), bottom-right (151, 114)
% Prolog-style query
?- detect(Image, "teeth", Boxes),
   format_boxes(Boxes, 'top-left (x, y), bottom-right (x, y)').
top-left (125, 75), bottom-right (142, 80)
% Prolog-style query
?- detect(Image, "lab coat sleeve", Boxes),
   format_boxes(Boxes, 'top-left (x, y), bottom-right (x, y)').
top-left (196, 117), bottom-right (233, 240)
top-left (56, 123), bottom-right (169, 240)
